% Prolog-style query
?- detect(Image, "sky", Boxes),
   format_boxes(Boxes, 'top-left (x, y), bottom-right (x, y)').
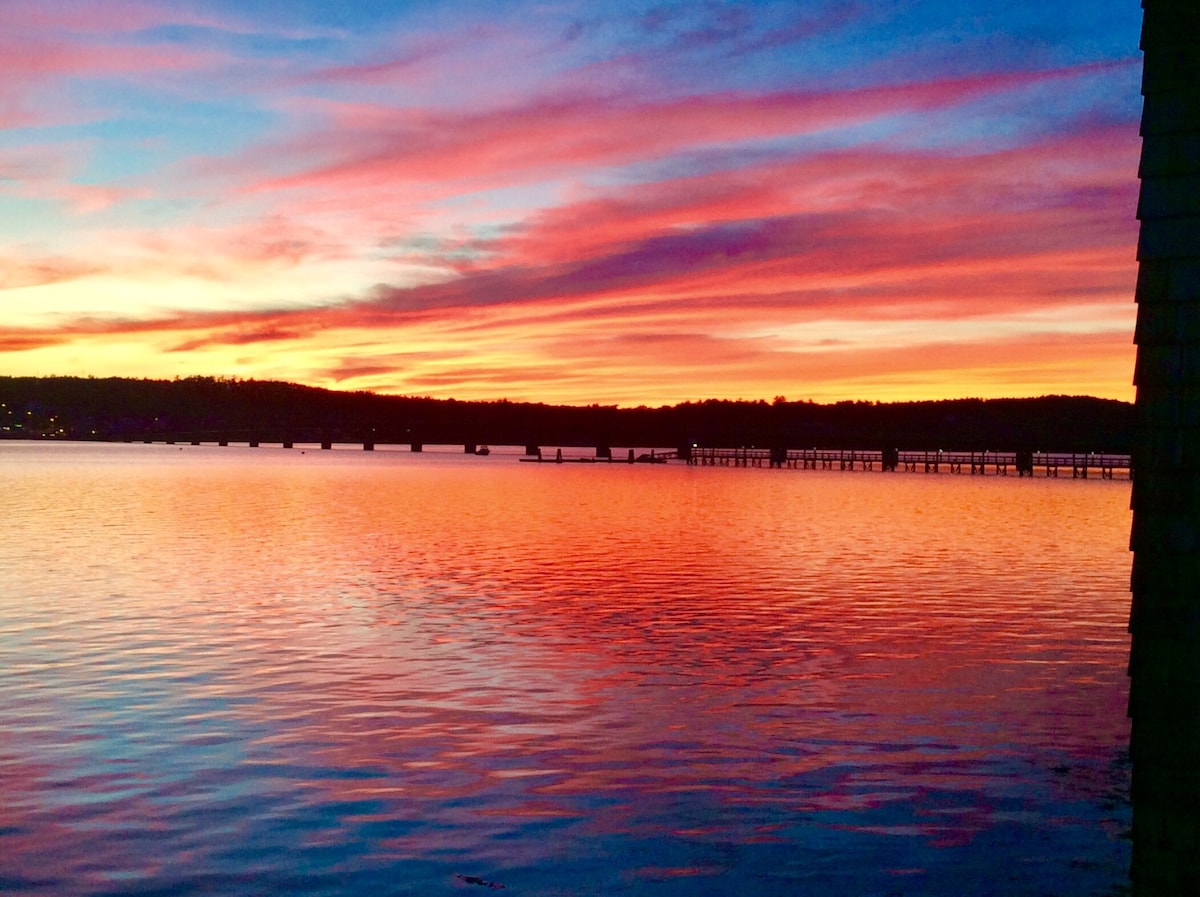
top-left (0, 0), bottom-right (1144, 406)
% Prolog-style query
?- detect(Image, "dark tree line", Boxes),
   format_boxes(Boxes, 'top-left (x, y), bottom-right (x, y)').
top-left (0, 375), bottom-right (1134, 453)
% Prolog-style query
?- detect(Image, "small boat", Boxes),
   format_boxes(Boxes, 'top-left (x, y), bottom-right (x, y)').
top-left (476, 445), bottom-right (491, 456)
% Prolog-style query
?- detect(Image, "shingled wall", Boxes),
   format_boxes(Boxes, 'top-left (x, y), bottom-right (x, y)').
top-left (1128, 0), bottom-right (1200, 891)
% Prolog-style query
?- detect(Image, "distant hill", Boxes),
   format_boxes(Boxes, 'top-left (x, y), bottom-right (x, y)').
top-left (0, 375), bottom-right (1134, 453)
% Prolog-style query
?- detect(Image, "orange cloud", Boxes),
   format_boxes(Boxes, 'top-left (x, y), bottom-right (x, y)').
top-left (0, 254), bottom-right (107, 290)
top-left (0, 4), bottom-right (1138, 407)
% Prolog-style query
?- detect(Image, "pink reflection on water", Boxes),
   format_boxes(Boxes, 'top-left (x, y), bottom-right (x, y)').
top-left (0, 443), bottom-right (1131, 893)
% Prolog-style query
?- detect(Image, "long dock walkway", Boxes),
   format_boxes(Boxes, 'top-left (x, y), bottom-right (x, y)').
top-left (119, 435), bottom-right (1131, 478)
top-left (677, 447), bottom-right (1131, 478)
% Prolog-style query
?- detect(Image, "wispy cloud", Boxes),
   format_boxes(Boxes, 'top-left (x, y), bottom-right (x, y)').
top-left (232, 60), bottom-right (1133, 199)
top-left (0, 0), bottom-right (1142, 404)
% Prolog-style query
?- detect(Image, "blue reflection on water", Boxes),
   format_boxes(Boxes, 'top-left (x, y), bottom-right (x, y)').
top-left (0, 443), bottom-right (1131, 895)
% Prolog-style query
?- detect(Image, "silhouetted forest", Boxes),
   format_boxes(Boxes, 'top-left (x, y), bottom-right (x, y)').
top-left (0, 375), bottom-right (1134, 452)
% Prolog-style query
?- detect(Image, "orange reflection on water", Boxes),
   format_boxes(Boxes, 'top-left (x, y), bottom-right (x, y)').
top-left (0, 443), bottom-right (1132, 892)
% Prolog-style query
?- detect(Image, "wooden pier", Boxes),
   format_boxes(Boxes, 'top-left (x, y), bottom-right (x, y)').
top-left (678, 447), bottom-right (1131, 478)
top-left (514, 445), bottom-right (1129, 478)
top-left (116, 435), bottom-right (1131, 479)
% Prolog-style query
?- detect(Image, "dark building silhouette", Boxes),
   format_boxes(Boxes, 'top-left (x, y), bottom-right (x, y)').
top-left (1128, 1), bottom-right (1200, 892)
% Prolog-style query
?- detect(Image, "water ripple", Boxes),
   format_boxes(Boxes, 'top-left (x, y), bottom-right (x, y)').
top-left (0, 443), bottom-right (1131, 895)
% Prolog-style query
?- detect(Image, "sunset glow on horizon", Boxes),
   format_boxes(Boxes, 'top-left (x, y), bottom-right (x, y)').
top-left (1, 0), bottom-right (1142, 407)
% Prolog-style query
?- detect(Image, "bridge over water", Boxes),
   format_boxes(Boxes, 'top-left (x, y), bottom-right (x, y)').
top-left (125, 434), bottom-right (1131, 479)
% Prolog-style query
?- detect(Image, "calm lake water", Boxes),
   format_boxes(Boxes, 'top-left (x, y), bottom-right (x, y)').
top-left (1, 441), bottom-right (1132, 896)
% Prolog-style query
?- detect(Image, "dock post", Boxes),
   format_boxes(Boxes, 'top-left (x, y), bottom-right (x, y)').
top-left (1016, 451), bottom-right (1033, 477)
top-left (555, 448), bottom-right (563, 464)
top-left (628, 448), bottom-right (635, 464)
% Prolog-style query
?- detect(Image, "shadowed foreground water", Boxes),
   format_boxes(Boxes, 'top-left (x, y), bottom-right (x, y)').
top-left (0, 442), bottom-right (1131, 895)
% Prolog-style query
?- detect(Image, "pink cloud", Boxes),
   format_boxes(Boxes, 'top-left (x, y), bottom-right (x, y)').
top-left (0, 2), bottom-right (235, 132)
top-left (0, 0), bottom-right (208, 34)
top-left (1, 108), bottom-right (1137, 370)
top-left (0, 255), bottom-right (107, 290)
top-left (0, 138), bottom-right (154, 213)
top-left (479, 121), bottom-right (1137, 272)
top-left (0, 2), bottom-right (1140, 406)
top-left (0, 32), bottom-right (221, 80)
top-left (344, 199), bottom-right (1132, 329)
top-left (2, 134), bottom-right (1136, 354)
top-left (297, 26), bottom-right (496, 88)
top-left (133, 215), bottom-right (356, 273)
top-left (234, 59), bottom-right (1136, 201)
